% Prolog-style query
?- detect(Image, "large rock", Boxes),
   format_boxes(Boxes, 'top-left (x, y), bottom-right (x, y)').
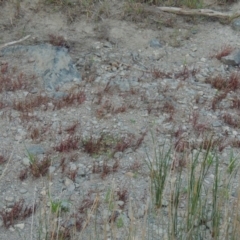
top-left (221, 49), bottom-right (240, 66)
top-left (0, 44), bottom-right (81, 93)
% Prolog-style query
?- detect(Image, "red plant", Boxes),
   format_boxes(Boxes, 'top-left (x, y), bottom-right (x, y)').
top-left (0, 199), bottom-right (37, 228)
top-left (211, 45), bottom-right (233, 60)
top-left (48, 34), bottom-right (69, 49)
top-left (64, 122), bottom-right (79, 135)
top-left (222, 113), bottom-right (239, 128)
top-left (212, 91), bottom-right (228, 111)
top-left (54, 136), bottom-right (80, 152)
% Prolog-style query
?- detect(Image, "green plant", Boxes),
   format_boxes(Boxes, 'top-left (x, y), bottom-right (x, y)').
top-left (50, 199), bottom-right (70, 215)
top-left (145, 134), bottom-right (172, 208)
top-left (116, 215), bottom-right (124, 228)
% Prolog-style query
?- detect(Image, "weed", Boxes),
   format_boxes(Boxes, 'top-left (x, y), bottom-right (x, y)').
top-left (101, 161), bottom-right (111, 179)
top-left (83, 132), bottom-right (146, 157)
top-left (175, 137), bottom-right (190, 152)
top-left (78, 195), bottom-right (95, 214)
top-left (211, 44), bottom-right (234, 60)
top-left (116, 187), bottom-right (128, 203)
top-left (222, 113), bottom-right (240, 128)
top-left (211, 90), bottom-right (228, 111)
top-left (128, 159), bottom-right (142, 172)
top-left (50, 199), bottom-right (70, 215)
top-left (30, 127), bottom-right (40, 140)
top-left (151, 68), bottom-right (171, 79)
top-left (0, 154), bottom-right (7, 164)
top-left (19, 168), bottom-right (28, 181)
top-left (116, 215), bottom-right (124, 228)
top-left (112, 159), bottom-right (120, 172)
top-left (53, 90), bottom-right (86, 109)
top-left (205, 75), bottom-right (227, 91)
top-left (64, 122), bottom-right (79, 135)
top-left (67, 168), bottom-right (78, 181)
top-left (228, 72), bottom-right (240, 91)
top-left (54, 136), bottom-right (80, 152)
top-left (145, 140), bottom-right (172, 208)
top-left (0, 199), bottom-right (36, 228)
top-left (232, 96), bottom-right (240, 109)
top-left (25, 153), bottom-right (51, 178)
top-left (92, 159), bottom-right (119, 179)
top-left (48, 34), bottom-right (69, 49)
top-left (162, 101), bottom-right (175, 114)
top-left (190, 111), bottom-right (209, 135)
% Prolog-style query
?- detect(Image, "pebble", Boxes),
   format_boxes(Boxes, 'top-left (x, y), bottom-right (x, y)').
top-left (149, 39), bottom-right (162, 48)
top-left (14, 223), bottom-right (25, 230)
top-left (64, 178), bottom-right (74, 187)
top-left (19, 188), bottom-right (28, 194)
top-left (5, 196), bottom-right (14, 202)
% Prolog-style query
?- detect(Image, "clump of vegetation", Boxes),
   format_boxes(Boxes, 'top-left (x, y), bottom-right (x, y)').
top-left (48, 34), bottom-right (69, 49)
top-left (19, 153), bottom-right (51, 180)
top-left (210, 44), bottom-right (234, 60)
top-left (0, 199), bottom-right (36, 228)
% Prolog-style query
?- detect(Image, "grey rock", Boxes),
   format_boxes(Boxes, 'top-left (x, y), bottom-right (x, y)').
top-left (26, 144), bottom-right (46, 155)
top-left (212, 121), bottom-right (222, 127)
top-left (149, 38), bottom-right (162, 48)
top-left (232, 18), bottom-right (240, 31)
top-left (131, 51), bottom-right (140, 61)
top-left (0, 44), bottom-right (81, 93)
top-left (67, 184), bottom-right (75, 192)
top-left (22, 157), bottom-right (30, 166)
top-left (77, 168), bottom-right (86, 177)
top-left (49, 166), bottom-right (56, 174)
top-left (64, 177), bottom-right (74, 187)
top-left (221, 50), bottom-right (240, 66)
top-left (103, 42), bottom-right (112, 48)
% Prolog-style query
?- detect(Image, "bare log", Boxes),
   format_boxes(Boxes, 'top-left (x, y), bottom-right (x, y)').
top-left (156, 7), bottom-right (240, 20)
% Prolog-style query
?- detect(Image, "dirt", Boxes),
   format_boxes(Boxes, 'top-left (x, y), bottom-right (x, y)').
top-left (1, 0), bottom-right (240, 239)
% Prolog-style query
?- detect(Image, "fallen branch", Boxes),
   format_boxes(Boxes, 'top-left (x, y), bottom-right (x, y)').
top-left (155, 7), bottom-right (240, 20)
top-left (0, 35), bottom-right (31, 50)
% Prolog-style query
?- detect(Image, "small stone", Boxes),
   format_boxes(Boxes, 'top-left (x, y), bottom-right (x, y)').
top-left (19, 188), bottom-right (28, 194)
top-left (22, 157), bottom-right (30, 166)
top-left (15, 135), bottom-right (22, 141)
top-left (28, 58), bottom-right (35, 63)
top-left (15, 223), bottom-right (25, 229)
top-left (69, 163), bottom-right (77, 171)
top-left (49, 166), bottom-right (56, 174)
top-left (232, 130), bottom-right (238, 136)
top-left (67, 184), bottom-right (75, 192)
top-left (125, 172), bottom-right (134, 178)
top-left (9, 226), bottom-right (15, 232)
top-left (40, 189), bottom-right (47, 196)
top-left (212, 121), bottom-right (222, 127)
top-left (64, 178), bottom-right (74, 187)
top-left (149, 39), bottom-right (162, 48)
top-left (116, 201), bottom-right (124, 207)
top-left (5, 197), bottom-right (14, 202)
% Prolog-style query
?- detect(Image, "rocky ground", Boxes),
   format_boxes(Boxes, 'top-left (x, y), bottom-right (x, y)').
top-left (1, 0), bottom-right (240, 239)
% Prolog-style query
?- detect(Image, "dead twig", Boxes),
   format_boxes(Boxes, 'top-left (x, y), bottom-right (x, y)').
top-left (0, 35), bottom-right (31, 50)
